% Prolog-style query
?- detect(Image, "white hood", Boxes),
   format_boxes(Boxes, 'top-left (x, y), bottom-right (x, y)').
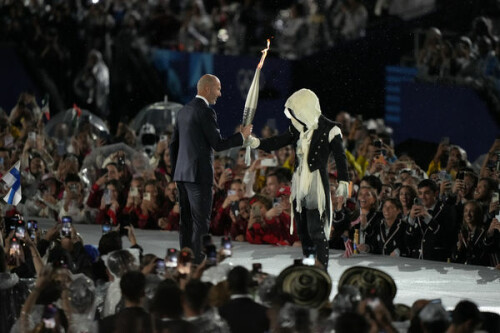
top-left (284, 89), bottom-right (322, 132)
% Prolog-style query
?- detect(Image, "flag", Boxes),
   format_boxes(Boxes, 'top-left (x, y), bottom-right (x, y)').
top-left (42, 94), bottom-right (50, 121)
top-left (72, 103), bottom-right (82, 129)
top-left (343, 236), bottom-right (354, 258)
top-left (2, 161), bottom-right (21, 205)
top-left (73, 103), bottom-right (82, 117)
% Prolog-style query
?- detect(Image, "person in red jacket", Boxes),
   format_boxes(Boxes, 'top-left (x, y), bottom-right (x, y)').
top-left (121, 176), bottom-right (145, 228)
top-left (246, 194), bottom-right (287, 245)
top-left (137, 179), bottom-right (170, 229)
top-left (96, 179), bottom-right (123, 225)
top-left (229, 198), bottom-right (250, 241)
top-left (211, 179), bottom-right (246, 235)
top-left (158, 181), bottom-right (181, 231)
top-left (86, 162), bottom-right (123, 209)
top-left (274, 186), bottom-right (300, 246)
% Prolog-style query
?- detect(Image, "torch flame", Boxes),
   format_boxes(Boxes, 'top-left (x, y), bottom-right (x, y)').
top-left (257, 39), bottom-right (271, 69)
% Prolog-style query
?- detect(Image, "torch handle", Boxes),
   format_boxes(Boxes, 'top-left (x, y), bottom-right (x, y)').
top-left (244, 146), bottom-right (252, 166)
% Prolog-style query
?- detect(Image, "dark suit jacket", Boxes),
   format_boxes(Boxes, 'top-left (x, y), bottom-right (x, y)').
top-left (99, 307), bottom-right (152, 333)
top-left (170, 97), bottom-right (243, 184)
top-left (405, 201), bottom-right (457, 261)
top-left (219, 297), bottom-right (269, 333)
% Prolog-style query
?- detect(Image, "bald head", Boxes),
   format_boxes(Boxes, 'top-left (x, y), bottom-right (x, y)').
top-left (197, 74), bottom-right (218, 93)
top-left (197, 74), bottom-right (221, 105)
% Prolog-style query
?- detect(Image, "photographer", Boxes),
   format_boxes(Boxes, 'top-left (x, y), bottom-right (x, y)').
top-left (122, 176), bottom-right (145, 228)
top-left (138, 179), bottom-right (168, 229)
top-left (158, 181), bottom-right (180, 231)
top-left (406, 179), bottom-right (458, 261)
top-left (24, 173), bottom-right (62, 219)
top-left (229, 198), bottom-right (250, 241)
top-left (86, 162), bottom-right (123, 209)
top-left (267, 186), bottom-right (299, 246)
top-left (211, 179), bottom-right (246, 236)
top-left (8, 92), bottom-right (40, 137)
top-left (36, 220), bottom-right (93, 278)
top-left (428, 143), bottom-right (469, 179)
top-left (58, 173), bottom-right (85, 223)
top-left (473, 177), bottom-right (498, 224)
top-left (246, 195), bottom-right (284, 245)
top-left (3, 229), bottom-right (41, 279)
top-left (445, 170), bottom-right (478, 205)
top-left (480, 138), bottom-right (500, 180)
top-left (96, 179), bottom-right (123, 225)
top-left (55, 153), bottom-right (79, 183)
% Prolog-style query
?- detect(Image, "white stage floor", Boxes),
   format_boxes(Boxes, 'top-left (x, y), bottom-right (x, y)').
top-left (39, 221), bottom-right (500, 313)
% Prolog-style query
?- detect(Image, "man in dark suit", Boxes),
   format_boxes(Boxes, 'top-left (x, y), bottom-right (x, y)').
top-left (406, 179), bottom-right (458, 261)
top-left (219, 266), bottom-right (269, 333)
top-left (170, 74), bottom-right (252, 263)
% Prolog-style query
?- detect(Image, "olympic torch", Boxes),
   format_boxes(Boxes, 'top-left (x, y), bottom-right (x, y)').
top-left (242, 39), bottom-right (270, 166)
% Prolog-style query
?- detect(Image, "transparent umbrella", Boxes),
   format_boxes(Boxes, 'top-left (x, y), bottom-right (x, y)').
top-left (80, 142), bottom-right (151, 186)
top-left (129, 99), bottom-right (183, 134)
top-left (44, 107), bottom-right (109, 138)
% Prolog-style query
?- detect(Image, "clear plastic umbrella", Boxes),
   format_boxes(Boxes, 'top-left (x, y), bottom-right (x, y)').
top-left (44, 107), bottom-right (109, 138)
top-left (129, 98), bottom-right (183, 134)
top-left (80, 142), bottom-right (151, 186)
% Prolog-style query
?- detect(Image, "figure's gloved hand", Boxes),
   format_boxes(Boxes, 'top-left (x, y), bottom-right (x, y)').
top-left (335, 181), bottom-right (349, 203)
top-left (244, 135), bottom-right (260, 149)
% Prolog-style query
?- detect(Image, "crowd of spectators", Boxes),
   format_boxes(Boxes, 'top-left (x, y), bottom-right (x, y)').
top-left (1, 87), bottom-right (500, 331)
top-left (0, 0), bottom-right (372, 119)
top-left (415, 16), bottom-right (500, 113)
top-left (0, 0), bottom-right (370, 58)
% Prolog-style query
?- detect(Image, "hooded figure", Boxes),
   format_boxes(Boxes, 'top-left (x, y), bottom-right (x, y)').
top-left (247, 89), bottom-right (349, 269)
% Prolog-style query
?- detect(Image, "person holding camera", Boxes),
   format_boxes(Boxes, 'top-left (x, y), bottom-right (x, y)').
top-left (122, 176), bottom-right (145, 228)
top-left (405, 179), bottom-right (458, 261)
top-left (86, 162), bottom-right (124, 209)
top-left (246, 195), bottom-right (287, 245)
top-left (8, 92), bottom-right (40, 137)
top-left (428, 142), bottom-right (469, 179)
top-left (274, 185), bottom-right (300, 246)
top-left (473, 177), bottom-right (499, 225)
top-left (398, 185), bottom-right (417, 223)
top-left (58, 173), bottom-right (85, 223)
top-left (451, 201), bottom-right (489, 266)
top-left (158, 181), bottom-right (181, 231)
top-left (24, 173), bottom-right (62, 219)
top-left (229, 198), bottom-right (251, 241)
top-left (138, 179), bottom-right (170, 229)
top-left (211, 179), bottom-right (246, 236)
top-left (480, 138), bottom-right (500, 180)
top-left (96, 179), bottom-right (123, 225)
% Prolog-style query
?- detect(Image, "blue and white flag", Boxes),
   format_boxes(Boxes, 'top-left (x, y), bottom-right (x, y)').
top-left (2, 160), bottom-right (21, 205)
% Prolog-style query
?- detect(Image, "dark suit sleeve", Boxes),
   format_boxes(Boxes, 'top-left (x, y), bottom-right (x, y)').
top-left (258, 126), bottom-right (295, 153)
top-left (201, 107), bottom-right (243, 152)
top-left (329, 131), bottom-right (349, 182)
top-left (170, 121), bottom-right (179, 175)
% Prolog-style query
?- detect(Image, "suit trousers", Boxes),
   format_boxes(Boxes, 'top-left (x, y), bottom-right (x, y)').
top-left (177, 181), bottom-right (213, 263)
top-left (295, 207), bottom-right (330, 269)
